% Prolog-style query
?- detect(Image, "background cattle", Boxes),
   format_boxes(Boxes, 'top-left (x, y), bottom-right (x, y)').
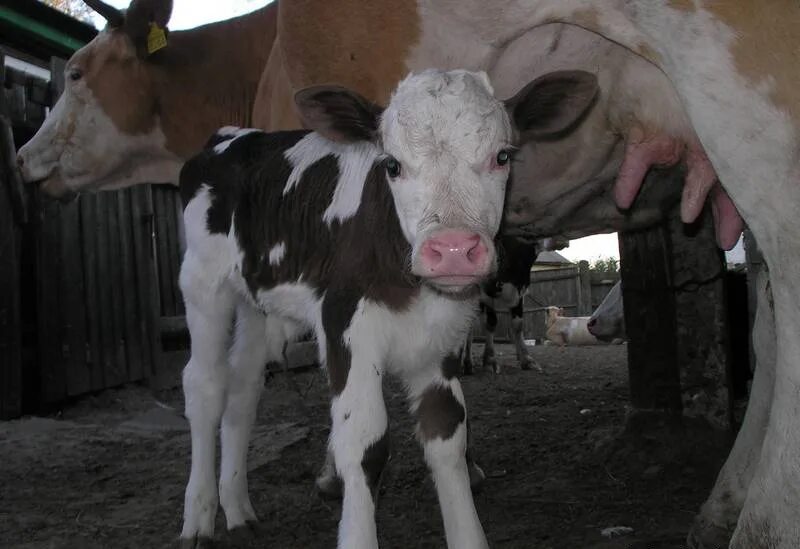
top-left (588, 281), bottom-right (626, 343)
top-left (543, 306), bottom-right (600, 346)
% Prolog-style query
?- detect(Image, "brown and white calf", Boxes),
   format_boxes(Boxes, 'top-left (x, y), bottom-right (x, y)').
top-left (543, 307), bottom-right (600, 347)
top-left (176, 69), bottom-right (598, 548)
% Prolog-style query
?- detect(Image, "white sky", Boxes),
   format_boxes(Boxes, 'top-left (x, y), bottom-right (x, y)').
top-left (87, 1), bottom-right (747, 266)
top-left (91, 0), bottom-right (272, 30)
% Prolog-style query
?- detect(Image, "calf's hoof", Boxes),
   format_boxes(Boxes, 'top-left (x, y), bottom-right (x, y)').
top-left (179, 536), bottom-right (214, 549)
top-left (520, 358), bottom-right (542, 372)
top-left (315, 470), bottom-right (343, 500)
top-left (229, 521), bottom-right (264, 544)
top-left (468, 460), bottom-right (486, 493)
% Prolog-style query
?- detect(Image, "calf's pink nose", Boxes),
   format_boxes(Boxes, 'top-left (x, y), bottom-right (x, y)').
top-left (419, 230), bottom-right (489, 278)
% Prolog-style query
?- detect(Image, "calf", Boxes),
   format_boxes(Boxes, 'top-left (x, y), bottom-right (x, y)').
top-left (463, 236), bottom-right (564, 374)
top-left (587, 281), bottom-right (626, 342)
top-left (177, 69), bottom-right (598, 548)
top-left (544, 306), bottom-right (600, 346)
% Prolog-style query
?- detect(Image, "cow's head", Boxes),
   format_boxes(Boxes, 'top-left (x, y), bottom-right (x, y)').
top-left (16, 0), bottom-right (181, 197)
top-left (295, 69), bottom-right (598, 293)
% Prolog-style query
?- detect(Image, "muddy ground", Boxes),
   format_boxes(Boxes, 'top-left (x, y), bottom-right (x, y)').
top-left (0, 344), bottom-right (733, 549)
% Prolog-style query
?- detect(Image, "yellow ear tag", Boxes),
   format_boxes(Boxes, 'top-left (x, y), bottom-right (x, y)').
top-left (147, 23), bottom-right (167, 55)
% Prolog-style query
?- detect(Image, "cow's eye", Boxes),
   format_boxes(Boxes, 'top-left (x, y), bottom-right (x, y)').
top-left (496, 149), bottom-right (513, 167)
top-left (68, 68), bottom-right (83, 82)
top-left (385, 157), bottom-right (401, 178)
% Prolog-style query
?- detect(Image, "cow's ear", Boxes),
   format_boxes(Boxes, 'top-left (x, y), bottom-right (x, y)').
top-left (294, 85), bottom-right (384, 143)
top-left (505, 70), bottom-right (599, 141)
top-left (123, 0), bottom-right (174, 57)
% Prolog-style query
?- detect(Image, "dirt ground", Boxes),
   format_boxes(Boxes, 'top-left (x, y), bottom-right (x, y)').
top-left (0, 344), bottom-right (734, 549)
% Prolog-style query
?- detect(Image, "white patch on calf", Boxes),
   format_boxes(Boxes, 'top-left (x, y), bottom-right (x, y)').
top-left (213, 128), bottom-right (261, 154)
top-left (268, 242), bottom-right (286, 266)
top-left (283, 133), bottom-right (379, 224)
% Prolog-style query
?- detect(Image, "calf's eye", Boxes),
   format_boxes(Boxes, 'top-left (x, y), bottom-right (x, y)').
top-left (68, 68), bottom-right (83, 82)
top-left (496, 149), bottom-right (512, 167)
top-left (385, 157), bottom-right (402, 178)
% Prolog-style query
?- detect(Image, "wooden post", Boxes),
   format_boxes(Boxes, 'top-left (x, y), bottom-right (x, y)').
top-left (0, 52), bottom-right (24, 418)
top-left (668, 206), bottom-right (732, 430)
top-left (619, 224), bottom-right (683, 413)
top-left (577, 260), bottom-right (592, 315)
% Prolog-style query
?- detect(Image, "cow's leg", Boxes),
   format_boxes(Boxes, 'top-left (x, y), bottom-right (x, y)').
top-left (179, 271), bottom-right (235, 547)
top-left (326, 313), bottom-right (388, 549)
top-left (688, 270), bottom-right (775, 549)
top-left (482, 306), bottom-right (499, 373)
top-left (729, 265), bottom-right (800, 549)
top-left (218, 307), bottom-right (283, 533)
top-left (404, 364), bottom-right (488, 549)
top-left (510, 298), bottom-right (539, 371)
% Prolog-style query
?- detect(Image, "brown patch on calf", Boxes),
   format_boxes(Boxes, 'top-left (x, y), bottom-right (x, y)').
top-left (704, 1), bottom-right (800, 123)
top-left (417, 384), bottom-right (465, 441)
top-left (322, 289), bottom-right (360, 395)
top-left (441, 353), bottom-right (462, 380)
top-left (667, 0), bottom-right (697, 12)
top-left (361, 430), bottom-right (390, 495)
top-left (275, 0), bottom-right (421, 107)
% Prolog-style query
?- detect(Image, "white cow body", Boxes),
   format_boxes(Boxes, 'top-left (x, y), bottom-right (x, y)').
top-left (544, 307), bottom-right (601, 346)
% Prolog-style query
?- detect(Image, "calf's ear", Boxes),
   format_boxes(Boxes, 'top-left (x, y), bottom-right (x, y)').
top-left (294, 85), bottom-right (384, 143)
top-left (505, 70), bottom-right (599, 140)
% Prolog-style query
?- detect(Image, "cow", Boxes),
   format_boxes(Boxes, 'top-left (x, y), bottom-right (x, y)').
top-left (543, 306), bottom-right (601, 346)
top-left (18, 1), bottom-right (800, 546)
top-left (254, 5), bottom-right (799, 547)
top-left (15, 0), bottom-right (277, 196)
top-left (588, 281), bottom-right (626, 343)
top-left (175, 69), bottom-right (600, 548)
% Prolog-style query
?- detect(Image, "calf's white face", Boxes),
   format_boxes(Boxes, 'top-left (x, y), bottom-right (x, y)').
top-left (295, 68), bottom-right (599, 293)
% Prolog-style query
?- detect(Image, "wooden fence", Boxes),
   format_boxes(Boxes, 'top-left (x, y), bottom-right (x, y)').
top-left (476, 262), bottom-right (619, 342)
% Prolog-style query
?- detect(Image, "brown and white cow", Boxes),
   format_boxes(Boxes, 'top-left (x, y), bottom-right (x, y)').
top-left (255, 4), bottom-right (798, 547)
top-left (16, 0), bottom-right (276, 196)
top-left (543, 306), bottom-right (600, 346)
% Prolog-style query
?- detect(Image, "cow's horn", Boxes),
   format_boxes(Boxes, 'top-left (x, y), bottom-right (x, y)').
top-left (82, 0), bottom-right (124, 27)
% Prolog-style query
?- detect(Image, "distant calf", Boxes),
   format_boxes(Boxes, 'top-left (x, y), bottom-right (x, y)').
top-left (177, 68), bottom-right (598, 548)
top-left (587, 281), bottom-right (626, 342)
top-left (544, 306), bottom-right (600, 346)
top-left (463, 236), bottom-right (566, 374)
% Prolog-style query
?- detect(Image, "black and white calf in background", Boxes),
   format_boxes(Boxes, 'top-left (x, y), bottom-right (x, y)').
top-left (177, 68), bottom-right (599, 548)
top-left (462, 235), bottom-right (566, 374)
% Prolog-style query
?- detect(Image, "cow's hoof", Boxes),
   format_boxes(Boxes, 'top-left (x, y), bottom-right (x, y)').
top-left (687, 515), bottom-right (734, 549)
top-left (468, 460), bottom-right (486, 493)
top-left (315, 470), bottom-right (343, 500)
top-left (179, 535), bottom-right (214, 549)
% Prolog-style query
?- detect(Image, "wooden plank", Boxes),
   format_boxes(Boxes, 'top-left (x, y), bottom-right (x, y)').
top-left (130, 185), bottom-right (159, 377)
top-left (59, 195), bottom-right (90, 396)
top-left (93, 192), bottom-right (117, 387)
top-left (153, 186), bottom-right (174, 317)
top-left (103, 192), bottom-right (127, 386)
top-left (36, 196), bottom-right (66, 405)
top-left (117, 189), bottom-right (143, 381)
top-left (0, 115), bottom-right (22, 419)
top-left (577, 260), bottom-right (592, 315)
top-left (165, 188), bottom-right (185, 315)
top-left (80, 194), bottom-right (104, 391)
top-left (619, 225), bottom-right (682, 412)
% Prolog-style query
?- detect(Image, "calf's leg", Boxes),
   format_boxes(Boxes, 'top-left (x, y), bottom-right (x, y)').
top-left (403, 365), bottom-right (488, 549)
top-left (510, 298), bottom-right (539, 371)
top-left (482, 306), bottom-right (499, 373)
top-left (179, 266), bottom-right (236, 547)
